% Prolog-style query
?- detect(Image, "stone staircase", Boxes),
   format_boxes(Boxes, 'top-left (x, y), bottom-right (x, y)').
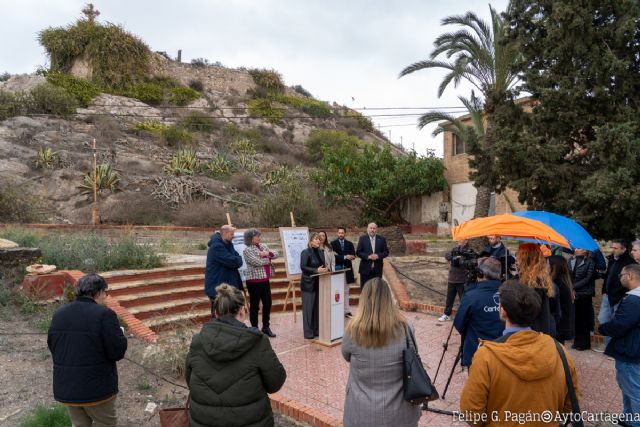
top-left (102, 257), bottom-right (362, 332)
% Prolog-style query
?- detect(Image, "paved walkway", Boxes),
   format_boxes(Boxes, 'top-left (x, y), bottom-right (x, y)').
top-left (265, 310), bottom-right (621, 426)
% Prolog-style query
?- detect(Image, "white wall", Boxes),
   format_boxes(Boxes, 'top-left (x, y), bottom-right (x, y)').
top-left (451, 182), bottom-right (477, 225)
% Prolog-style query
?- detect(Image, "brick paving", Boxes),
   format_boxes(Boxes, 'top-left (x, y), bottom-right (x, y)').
top-left (266, 310), bottom-right (621, 426)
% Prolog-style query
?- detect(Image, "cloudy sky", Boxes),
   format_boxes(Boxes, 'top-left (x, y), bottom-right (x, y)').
top-left (0, 0), bottom-right (509, 156)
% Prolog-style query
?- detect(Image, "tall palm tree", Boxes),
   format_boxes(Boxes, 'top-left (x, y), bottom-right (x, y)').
top-left (400, 5), bottom-right (519, 218)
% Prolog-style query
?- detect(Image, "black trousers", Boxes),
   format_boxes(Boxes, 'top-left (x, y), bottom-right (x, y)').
top-left (444, 282), bottom-right (465, 316)
top-left (573, 296), bottom-right (594, 349)
top-left (360, 271), bottom-right (382, 288)
top-left (301, 290), bottom-right (319, 339)
top-left (246, 280), bottom-right (272, 329)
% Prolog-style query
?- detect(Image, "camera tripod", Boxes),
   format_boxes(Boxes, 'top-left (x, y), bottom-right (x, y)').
top-left (432, 320), bottom-right (464, 400)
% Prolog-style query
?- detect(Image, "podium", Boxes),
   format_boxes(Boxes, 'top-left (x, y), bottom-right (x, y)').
top-left (316, 270), bottom-right (349, 346)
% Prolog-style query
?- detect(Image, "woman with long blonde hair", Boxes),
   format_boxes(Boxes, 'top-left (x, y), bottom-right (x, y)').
top-left (342, 278), bottom-right (421, 427)
top-left (515, 243), bottom-right (558, 336)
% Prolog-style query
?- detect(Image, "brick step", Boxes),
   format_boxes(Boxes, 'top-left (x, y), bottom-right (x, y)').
top-left (125, 286), bottom-right (361, 318)
top-left (116, 286), bottom-right (206, 308)
top-left (147, 309), bottom-right (212, 331)
top-left (103, 265), bottom-right (205, 285)
top-left (131, 297), bottom-right (211, 320)
top-left (107, 275), bottom-right (205, 296)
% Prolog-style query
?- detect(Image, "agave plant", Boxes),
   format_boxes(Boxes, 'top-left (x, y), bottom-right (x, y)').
top-left (164, 149), bottom-right (200, 176)
top-left (204, 153), bottom-right (234, 178)
top-left (79, 163), bottom-right (120, 196)
top-left (35, 146), bottom-right (58, 169)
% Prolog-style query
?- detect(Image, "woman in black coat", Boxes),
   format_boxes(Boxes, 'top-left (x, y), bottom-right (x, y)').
top-left (300, 232), bottom-right (329, 339)
top-left (548, 255), bottom-right (575, 344)
top-left (569, 249), bottom-right (596, 350)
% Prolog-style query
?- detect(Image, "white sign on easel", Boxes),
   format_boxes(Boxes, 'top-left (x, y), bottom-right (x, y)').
top-left (231, 229), bottom-right (248, 282)
top-left (279, 227), bottom-right (309, 278)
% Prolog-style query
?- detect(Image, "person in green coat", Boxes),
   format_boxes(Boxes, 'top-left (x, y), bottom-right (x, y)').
top-left (185, 284), bottom-right (287, 427)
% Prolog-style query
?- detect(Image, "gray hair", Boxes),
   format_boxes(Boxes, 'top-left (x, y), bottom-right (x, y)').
top-left (623, 263), bottom-right (640, 279)
top-left (632, 240), bottom-right (640, 249)
top-left (478, 258), bottom-right (502, 280)
top-left (243, 228), bottom-right (261, 246)
top-left (76, 273), bottom-right (108, 298)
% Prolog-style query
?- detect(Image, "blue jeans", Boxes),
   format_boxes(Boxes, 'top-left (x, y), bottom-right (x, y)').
top-left (616, 360), bottom-right (640, 427)
top-left (599, 295), bottom-right (618, 347)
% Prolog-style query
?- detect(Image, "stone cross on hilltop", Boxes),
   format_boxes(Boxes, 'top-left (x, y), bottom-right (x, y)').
top-left (82, 3), bottom-right (100, 23)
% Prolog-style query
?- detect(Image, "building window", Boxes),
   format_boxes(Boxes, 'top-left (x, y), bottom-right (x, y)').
top-left (453, 134), bottom-right (465, 155)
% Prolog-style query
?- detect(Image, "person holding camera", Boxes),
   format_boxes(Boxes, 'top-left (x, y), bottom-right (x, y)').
top-left (440, 239), bottom-right (470, 322)
top-left (453, 258), bottom-right (505, 368)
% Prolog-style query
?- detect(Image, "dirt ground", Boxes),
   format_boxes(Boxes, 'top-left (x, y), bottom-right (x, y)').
top-left (0, 306), bottom-right (305, 427)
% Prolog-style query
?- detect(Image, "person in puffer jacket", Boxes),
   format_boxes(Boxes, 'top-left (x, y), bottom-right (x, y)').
top-left (185, 284), bottom-right (286, 427)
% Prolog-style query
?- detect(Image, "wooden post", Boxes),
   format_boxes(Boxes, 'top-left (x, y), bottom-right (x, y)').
top-left (282, 212), bottom-right (298, 321)
top-left (226, 212), bottom-right (232, 226)
top-left (91, 138), bottom-right (100, 225)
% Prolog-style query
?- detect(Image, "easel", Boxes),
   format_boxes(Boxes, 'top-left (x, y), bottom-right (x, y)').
top-left (281, 212), bottom-right (301, 322)
top-left (226, 212), bottom-right (249, 308)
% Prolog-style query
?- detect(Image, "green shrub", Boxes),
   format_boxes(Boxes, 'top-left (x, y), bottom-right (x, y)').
top-left (0, 72), bottom-right (10, 82)
top-left (79, 163), bottom-right (120, 196)
top-left (148, 75), bottom-right (180, 88)
top-left (304, 129), bottom-right (363, 162)
top-left (165, 149), bottom-right (200, 176)
top-left (133, 120), bottom-right (168, 133)
top-left (0, 230), bottom-right (164, 272)
top-left (248, 69), bottom-right (285, 95)
top-left (345, 110), bottom-right (375, 132)
top-left (258, 178), bottom-right (317, 227)
top-left (247, 98), bottom-right (284, 124)
top-left (189, 79), bottom-right (204, 92)
top-left (0, 180), bottom-right (45, 223)
top-left (28, 83), bottom-right (78, 117)
top-left (292, 84), bottom-right (312, 98)
top-left (273, 94), bottom-right (332, 117)
top-left (46, 72), bottom-right (101, 106)
top-left (36, 146), bottom-right (59, 169)
top-left (221, 123), bottom-right (262, 143)
top-left (19, 403), bottom-right (70, 427)
top-left (263, 165), bottom-right (299, 187)
top-left (170, 87), bottom-right (200, 106)
top-left (230, 138), bottom-right (256, 156)
top-left (178, 111), bottom-right (214, 133)
top-left (162, 125), bottom-right (194, 146)
top-left (204, 154), bottom-right (234, 178)
top-left (0, 91), bottom-right (18, 121)
top-left (124, 82), bottom-right (164, 105)
top-left (39, 18), bottom-right (151, 89)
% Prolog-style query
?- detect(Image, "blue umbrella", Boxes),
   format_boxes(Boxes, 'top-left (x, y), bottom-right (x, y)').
top-left (512, 211), bottom-right (598, 251)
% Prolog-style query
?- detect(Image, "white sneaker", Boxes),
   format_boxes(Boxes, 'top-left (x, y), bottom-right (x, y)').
top-left (438, 314), bottom-right (451, 322)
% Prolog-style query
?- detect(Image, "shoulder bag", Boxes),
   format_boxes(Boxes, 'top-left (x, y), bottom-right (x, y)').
top-left (554, 341), bottom-right (584, 427)
top-left (402, 323), bottom-right (439, 405)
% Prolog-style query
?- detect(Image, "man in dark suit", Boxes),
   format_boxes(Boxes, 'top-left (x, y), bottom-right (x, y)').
top-left (331, 226), bottom-right (356, 318)
top-left (356, 222), bottom-right (389, 288)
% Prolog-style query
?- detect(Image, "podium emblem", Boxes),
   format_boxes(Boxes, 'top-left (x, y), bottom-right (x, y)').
top-left (335, 291), bottom-right (341, 302)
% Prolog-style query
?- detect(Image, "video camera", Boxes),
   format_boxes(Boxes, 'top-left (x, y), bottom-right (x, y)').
top-left (450, 248), bottom-right (481, 282)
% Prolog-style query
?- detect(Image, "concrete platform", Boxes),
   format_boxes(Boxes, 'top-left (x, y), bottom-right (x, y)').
top-left (262, 310), bottom-right (622, 426)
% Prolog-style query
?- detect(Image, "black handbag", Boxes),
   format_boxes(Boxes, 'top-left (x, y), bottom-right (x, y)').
top-left (402, 323), bottom-right (439, 405)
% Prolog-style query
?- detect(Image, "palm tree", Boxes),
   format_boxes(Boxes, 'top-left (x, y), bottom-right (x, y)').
top-left (400, 5), bottom-right (519, 218)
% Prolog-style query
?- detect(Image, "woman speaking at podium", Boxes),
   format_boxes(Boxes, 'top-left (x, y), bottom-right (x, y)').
top-left (299, 232), bottom-right (328, 339)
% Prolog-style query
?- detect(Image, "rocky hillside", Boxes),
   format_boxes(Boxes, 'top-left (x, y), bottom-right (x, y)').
top-left (0, 56), bottom-right (403, 228)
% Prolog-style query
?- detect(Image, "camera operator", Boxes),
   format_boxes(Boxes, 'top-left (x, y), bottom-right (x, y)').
top-left (484, 235), bottom-right (516, 280)
top-left (453, 258), bottom-right (505, 368)
top-left (440, 239), bottom-right (470, 322)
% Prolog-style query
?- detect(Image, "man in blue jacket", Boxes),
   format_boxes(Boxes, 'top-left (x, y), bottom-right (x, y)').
top-left (454, 258), bottom-right (505, 368)
top-left (48, 274), bottom-right (127, 426)
top-left (205, 225), bottom-right (243, 307)
top-left (599, 263), bottom-right (640, 426)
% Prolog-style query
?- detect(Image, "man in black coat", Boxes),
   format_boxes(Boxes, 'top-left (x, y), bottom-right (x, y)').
top-left (331, 226), bottom-right (356, 318)
top-left (48, 274), bottom-right (127, 426)
top-left (599, 239), bottom-right (636, 346)
top-left (356, 222), bottom-right (389, 288)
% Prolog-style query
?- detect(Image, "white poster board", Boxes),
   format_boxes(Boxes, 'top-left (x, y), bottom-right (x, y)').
top-left (232, 229), bottom-right (248, 282)
top-left (278, 227), bottom-right (309, 279)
